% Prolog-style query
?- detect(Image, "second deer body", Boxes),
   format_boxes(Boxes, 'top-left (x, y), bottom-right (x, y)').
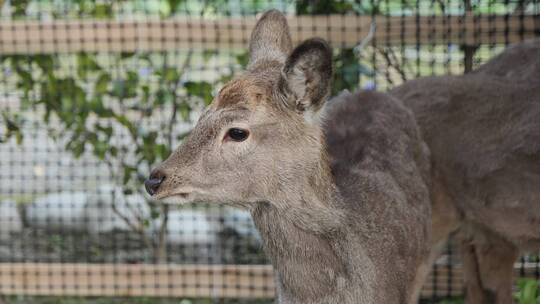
top-left (391, 39), bottom-right (540, 304)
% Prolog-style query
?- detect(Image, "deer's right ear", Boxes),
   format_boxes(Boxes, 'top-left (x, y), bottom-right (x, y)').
top-left (248, 10), bottom-right (292, 67)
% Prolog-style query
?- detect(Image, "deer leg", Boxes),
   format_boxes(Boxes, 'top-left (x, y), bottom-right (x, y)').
top-left (461, 229), bottom-right (519, 304)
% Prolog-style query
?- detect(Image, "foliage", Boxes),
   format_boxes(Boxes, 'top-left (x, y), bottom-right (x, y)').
top-left (515, 279), bottom-right (540, 304)
top-left (2, 49), bottom-right (228, 261)
top-left (296, 0), bottom-right (358, 14)
top-left (435, 297), bottom-right (464, 304)
top-left (1, 0), bottom-right (250, 263)
top-left (295, 0), bottom-right (374, 95)
top-left (0, 112), bottom-right (24, 144)
top-left (333, 48), bottom-right (374, 95)
top-left (430, 279), bottom-right (540, 304)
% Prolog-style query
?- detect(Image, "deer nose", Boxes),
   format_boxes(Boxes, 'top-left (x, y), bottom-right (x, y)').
top-left (145, 170), bottom-right (165, 196)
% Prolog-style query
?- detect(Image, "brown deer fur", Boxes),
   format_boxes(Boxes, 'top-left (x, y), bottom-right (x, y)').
top-left (390, 38), bottom-right (540, 304)
top-left (147, 10), bottom-right (431, 304)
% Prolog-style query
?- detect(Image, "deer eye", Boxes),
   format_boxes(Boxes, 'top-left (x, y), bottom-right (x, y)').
top-left (225, 128), bottom-right (249, 142)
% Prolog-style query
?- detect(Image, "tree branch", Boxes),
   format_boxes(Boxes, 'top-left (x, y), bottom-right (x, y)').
top-left (375, 46), bottom-right (409, 83)
top-left (167, 50), bottom-right (193, 148)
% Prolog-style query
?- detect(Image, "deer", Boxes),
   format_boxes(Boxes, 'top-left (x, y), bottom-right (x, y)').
top-left (144, 10), bottom-right (432, 304)
top-left (390, 38), bottom-right (540, 304)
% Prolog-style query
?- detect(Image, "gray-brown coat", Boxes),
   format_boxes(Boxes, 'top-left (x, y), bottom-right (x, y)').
top-left (390, 38), bottom-right (540, 304)
top-left (146, 10), bottom-right (432, 304)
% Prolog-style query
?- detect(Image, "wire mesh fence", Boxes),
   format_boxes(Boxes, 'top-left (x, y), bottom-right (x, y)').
top-left (0, 0), bottom-right (539, 303)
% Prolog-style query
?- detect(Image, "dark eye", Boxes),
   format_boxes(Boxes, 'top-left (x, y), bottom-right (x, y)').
top-left (226, 128), bottom-right (249, 142)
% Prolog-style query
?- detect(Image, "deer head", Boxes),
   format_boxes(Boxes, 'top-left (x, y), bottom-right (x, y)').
top-left (145, 10), bottom-right (333, 209)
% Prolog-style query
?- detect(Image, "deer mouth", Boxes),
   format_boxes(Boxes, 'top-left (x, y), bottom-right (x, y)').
top-left (154, 190), bottom-right (195, 205)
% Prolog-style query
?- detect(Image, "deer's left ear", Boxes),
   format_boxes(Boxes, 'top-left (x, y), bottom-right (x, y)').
top-left (278, 38), bottom-right (333, 114)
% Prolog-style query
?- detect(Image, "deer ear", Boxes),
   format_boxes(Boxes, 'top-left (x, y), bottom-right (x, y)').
top-left (248, 10), bottom-right (292, 67)
top-left (278, 38), bottom-right (333, 115)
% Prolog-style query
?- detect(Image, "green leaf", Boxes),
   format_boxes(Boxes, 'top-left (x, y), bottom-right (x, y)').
top-left (95, 124), bottom-right (113, 138)
top-left (203, 50), bottom-right (218, 63)
top-left (143, 131), bottom-right (158, 146)
top-left (184, 81), bottom-right (213, 105)
top-left (140, 85), bottom-right (151, 105)
top-left (35, 55), bottom-right (55, 72)
top-left (150, 207), bottom-right (161, 219)
top-left (120, 52), bottom-right (136, 59)
top-left (56, 77), bottom-right (87, 115)
top-left (109, 146), bottom-right (118, 157)
top-left (296, 0), bottom-right (355, 14)
top-left (155, 144), bottom-right (171, 161)
top-left (142, 218), bottom-right (151, 228)
top-left (77, 53), bottom-right (102, 79)
top-left (167, 0), bottom-right (185, 15)
top-left (93, 140), bottom-right (108, 160)
top-left (89, 97), bottom-right (104, 113)
top-left (163, 67), bottom-right (181, 83)
top-left (3, 112), bottom-right (20, 132)
top-left (178, 102), bottom-right (191, 120)
top-left (66, 139), bottom-right (85, 158)
top-left (15, 68), bottom-right (33, 91)
top-left (155, 88), bottom-right (174, 105)
top-left (515, 279), bottom-right (540, 304)
top-left (110, 72), bottom-right (138, 99)
top-left (111, 80), bottom-right (126, 98)
top-left (1, 112), bottom-right (24, 144)
top-left (123, 166), bottom-right (137, 185)
top-left (113, 114), bottom-right (136, 136)
top-left (235, 52), bottom-right (249, 68)
top-left (11, 0), bottom-right (30, 17)
top-left (93, 3), bottom-right (113, 19)
top-left (127, 71), bottom-right (139, 83)
top-left (14, 132), bottom-right (23, 145)
top-left (522, 280), bottom-right (540, 304)
top-left (95, 73), bottom-right (111, 95)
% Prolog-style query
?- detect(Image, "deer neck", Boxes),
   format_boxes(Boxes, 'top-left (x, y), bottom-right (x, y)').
top-left (250, 156), bottom-right (351, 302)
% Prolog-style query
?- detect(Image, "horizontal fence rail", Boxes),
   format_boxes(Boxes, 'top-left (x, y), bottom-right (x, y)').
top-left (0, 263), bottom-right (538, 298)
top-left (0, 14), bottom-right (538, 54)
top-left (0, 263), bottom-right (275, 298)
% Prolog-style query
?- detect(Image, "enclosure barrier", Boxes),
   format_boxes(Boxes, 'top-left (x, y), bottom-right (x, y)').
top-left (0, 263), bottom-right (274, 298)
top-left (2, 6), bottom-right (540, 302)
top-left (0, 14), bottom-right (538, 54)
top-left (0, 262), bottom-right (538, 298)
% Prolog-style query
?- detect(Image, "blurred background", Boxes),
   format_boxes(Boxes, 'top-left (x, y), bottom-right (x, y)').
top-left (0, 0), bottom-right (539, 303)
